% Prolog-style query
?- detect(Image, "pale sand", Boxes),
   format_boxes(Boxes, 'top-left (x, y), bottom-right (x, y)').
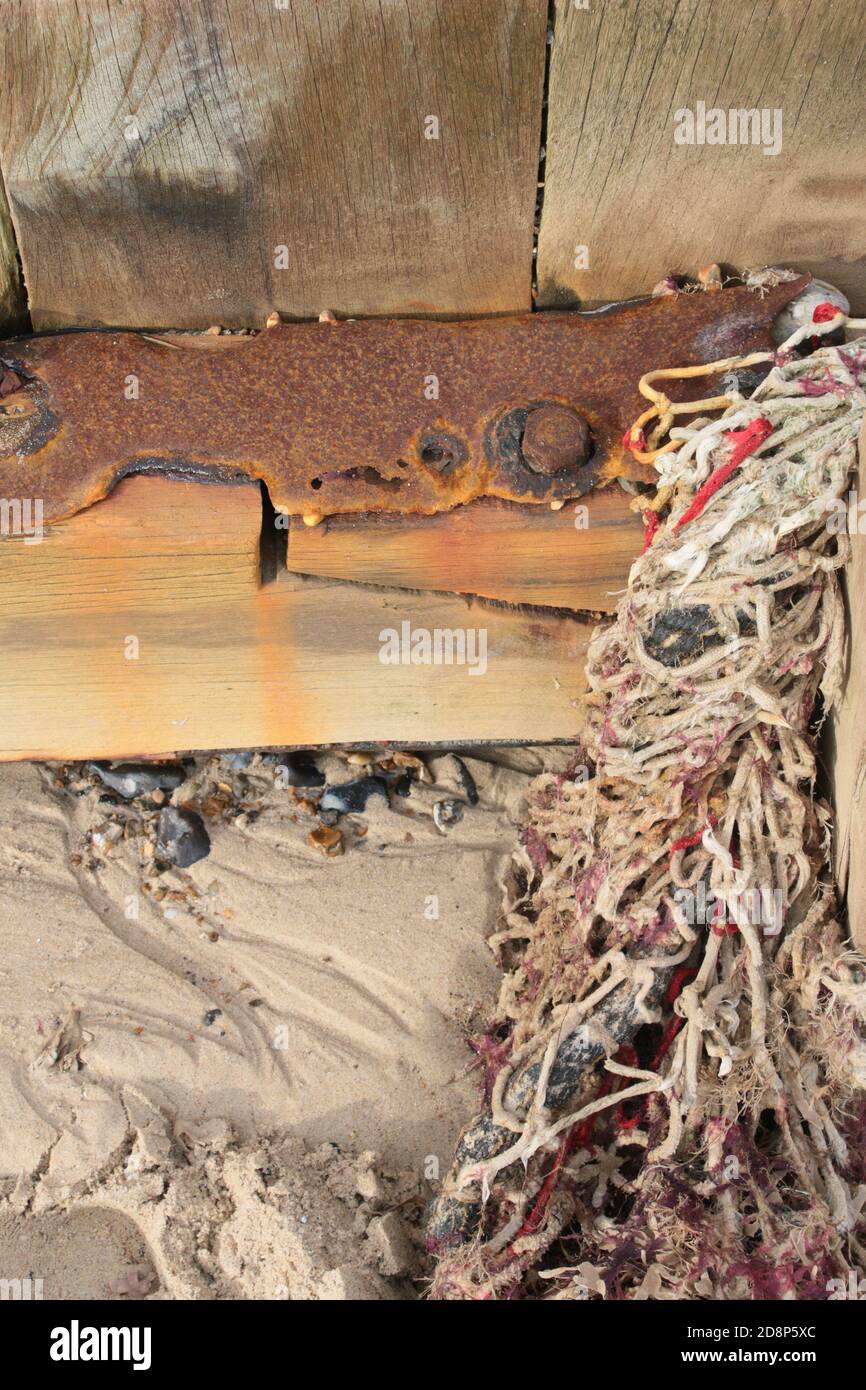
top-left (0, 748), bottom-right (560, 1298)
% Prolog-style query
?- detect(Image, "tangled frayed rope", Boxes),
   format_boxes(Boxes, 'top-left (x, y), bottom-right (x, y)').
top-left (428, 310), bottom-right (866, 1301)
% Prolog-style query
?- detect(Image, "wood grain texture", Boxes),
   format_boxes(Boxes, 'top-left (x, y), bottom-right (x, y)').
top-left (0, 476), bottom-right (590, 758)
top-left (288, 489), bottom-right (643, 612)
top-left (537, 0), bottom-right (866, 312)
top-left (830, 426), bottom-right (866, 950)
top-left (0, 170), bottom-right (24, 332)
top-left (0, 0), bottom-right (546, 330)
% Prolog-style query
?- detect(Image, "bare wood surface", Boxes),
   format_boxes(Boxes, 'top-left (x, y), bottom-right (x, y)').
top-left (0, 0), bottom-right (546, 329)
top-left (0, 171), bottom-right (23, 332)
top-left (538, 0), bottom-right (866, 312)
top-left (0, 476), bottom-right (590, 759)
top-left (831, 426), bottom-right (866, 950)
top-left (288, 490), bottom-right (642, 613)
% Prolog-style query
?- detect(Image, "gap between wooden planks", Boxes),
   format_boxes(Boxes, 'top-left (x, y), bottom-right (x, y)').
top-left (0, 476), bottom-right (615, 760)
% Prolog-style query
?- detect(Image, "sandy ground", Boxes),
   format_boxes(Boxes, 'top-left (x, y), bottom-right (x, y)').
top-left (0, 746), bottom-right (559, 1299)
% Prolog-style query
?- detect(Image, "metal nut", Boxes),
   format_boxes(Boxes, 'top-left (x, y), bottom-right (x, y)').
top-left (522, 404), bottom-right (591, 475)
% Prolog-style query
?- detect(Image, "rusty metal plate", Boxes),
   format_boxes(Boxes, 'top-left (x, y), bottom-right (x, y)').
top-left (0, 279), bottom-right (806, 527)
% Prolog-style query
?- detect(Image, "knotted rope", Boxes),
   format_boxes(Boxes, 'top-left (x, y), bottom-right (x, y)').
top-left (429, 308), bottom-right (866, 1301)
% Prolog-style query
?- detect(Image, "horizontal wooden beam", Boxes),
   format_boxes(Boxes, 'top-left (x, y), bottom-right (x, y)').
top-left (288, 489), bottom-right (642, 613)
top-left (0, 476), bottom-right (593, 758)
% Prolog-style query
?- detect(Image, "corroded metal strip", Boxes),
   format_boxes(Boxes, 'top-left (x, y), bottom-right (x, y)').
top-left (0, 279), bottom-right (806, 527)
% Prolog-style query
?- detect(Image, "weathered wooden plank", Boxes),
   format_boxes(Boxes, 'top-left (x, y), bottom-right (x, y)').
top-left (830, 423), bottom-right (866, 950)
top-left (538, 0), bottom-right (866, 312)
top-left (288, 490), bottom-right (643, 613)
top-left (0, 169), bottom-right (24, 332)
top-left (0, 476), bottom-right (590, 758)
top-left (0, 0), bottom-right (546, 329)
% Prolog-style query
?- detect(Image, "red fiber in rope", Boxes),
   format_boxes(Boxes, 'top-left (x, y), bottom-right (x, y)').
top-left (498, 952), bottom-right (703, 1244)
top-left (667, 965), bottom-right (698, 1006)
top-left (711, 920), bottom-right (740, 937)
top-left (640, 509), bottom-right (660, 554)
top-left (617, 979), bottom-right (697, 1131)
top-left (508, 1043), bottom-right (642, 1246)
top-left (669, 811), bottom-right (718, 858)
top-left (673, 419), bottom-right (773, 532)
top-left (622, 426), bottom-right (646, 457)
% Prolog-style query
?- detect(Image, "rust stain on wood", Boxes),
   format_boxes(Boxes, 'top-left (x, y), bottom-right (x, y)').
top-left (287, 491), bottom-right (644, 614)
top-left (0, 475), bottom-right (592, 758)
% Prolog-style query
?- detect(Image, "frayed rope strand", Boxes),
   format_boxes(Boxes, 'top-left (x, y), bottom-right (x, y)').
top-left (429, 330), bottom-right (866, 1301)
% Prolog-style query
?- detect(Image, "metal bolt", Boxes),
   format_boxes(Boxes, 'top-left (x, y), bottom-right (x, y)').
top-left (522, 404), bottom-right (591, 475)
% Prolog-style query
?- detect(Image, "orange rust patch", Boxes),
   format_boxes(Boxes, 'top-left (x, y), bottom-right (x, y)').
top-left (0, 280), bottom-right (806, 527)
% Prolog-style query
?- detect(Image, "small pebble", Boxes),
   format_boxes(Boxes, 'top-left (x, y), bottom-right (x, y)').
top-left (87, 762), bottom-right (185, 800)
top-left (92, 823), bottom-right (123, 854)
top-left (319, 776), bottom-right (388, 815)
top-left (156, 807), bottom-right (211, 868)
top-left (309, 825), bottom-right (344, 857)
top-left (227, 750), bottom-right (254, 770)
top-left (433, 799), bottom-right (464, 834)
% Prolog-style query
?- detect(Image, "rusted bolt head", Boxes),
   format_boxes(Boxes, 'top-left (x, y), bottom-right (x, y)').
top-left (522, 404), bottom-right (591, 475)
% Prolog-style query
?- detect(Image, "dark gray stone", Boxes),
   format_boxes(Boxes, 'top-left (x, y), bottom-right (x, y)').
top-left (275, 753), bottom-right (325, 787)
top-left (156, 807), bottom-right (211, 868)
top-left (87, 762), bottom-right (185, 800)
top-left (319, 776), bottom-right (388, 814)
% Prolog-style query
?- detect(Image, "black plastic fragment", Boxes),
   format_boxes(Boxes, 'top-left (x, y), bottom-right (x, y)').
top-left (452, 755), bottom-right (479, 805)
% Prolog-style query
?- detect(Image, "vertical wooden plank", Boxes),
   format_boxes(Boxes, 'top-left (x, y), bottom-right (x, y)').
top-left (0, 0), bottom-right (546, 329)
top-left (538, 0), bottom-right (866, 311)
top-left (830, 425), bottom-right (866, 950)
top-left (0, 170), bottom-right (24, 331)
